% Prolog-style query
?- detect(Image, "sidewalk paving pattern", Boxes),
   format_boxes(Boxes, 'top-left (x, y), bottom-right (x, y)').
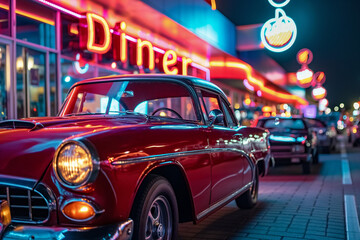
top-left (179, 150), bottom-right (348, 240)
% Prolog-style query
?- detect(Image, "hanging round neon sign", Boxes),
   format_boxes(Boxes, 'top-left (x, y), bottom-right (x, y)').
top-left (268, 0), bottom-right (291, 8)
top-left (312, 85), bottom-right (327, 100)
top-left (296, 67), bottom-right (313, 88)
top-left (297, 48), bottom-right (313, 65)
top-left (312, 71), bottom-right (326, 86)
top-left (261, 8), bottom-right (297, 52)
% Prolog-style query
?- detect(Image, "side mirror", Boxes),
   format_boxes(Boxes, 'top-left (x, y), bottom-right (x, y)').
top-left (208, 109), bottom-right (224, 127)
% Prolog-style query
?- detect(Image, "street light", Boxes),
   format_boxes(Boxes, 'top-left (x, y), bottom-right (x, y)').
top-left (340, 103), bottom-right (345, 108)
top-left (354, 102), bottom-right (360, 110)
top-left (334, 106), bottom-right (339, 111)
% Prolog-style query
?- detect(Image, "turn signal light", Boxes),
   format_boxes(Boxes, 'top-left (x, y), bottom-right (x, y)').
top-left (62, 201), bottom-right (96, 221)
top-left (0, 200), bottom-right (11, 226)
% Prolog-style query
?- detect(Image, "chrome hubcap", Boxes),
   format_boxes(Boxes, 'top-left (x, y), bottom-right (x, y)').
top-left (145, 196), bottom-right (172, 240)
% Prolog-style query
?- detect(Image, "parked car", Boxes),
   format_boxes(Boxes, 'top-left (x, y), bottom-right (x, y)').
top-left (351, 120), bottom-right (360, 146)
top-left (256, 116), bottom-right (318, 174)
top-left (305, 118), bottom-right (337, 153)
top-left (0, 74), bottom-right (270, 240)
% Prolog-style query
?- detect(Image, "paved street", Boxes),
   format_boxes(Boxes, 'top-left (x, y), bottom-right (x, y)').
top-left (179, 137), bottom-right (360, 240)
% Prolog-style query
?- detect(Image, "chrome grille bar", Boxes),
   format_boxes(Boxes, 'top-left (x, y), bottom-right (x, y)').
top-left (6, 186), bottom-right (10, 206)
top-left (28, 189), bottom-right (32, 221)
top-left (0, 185), bottom-right (50, 223)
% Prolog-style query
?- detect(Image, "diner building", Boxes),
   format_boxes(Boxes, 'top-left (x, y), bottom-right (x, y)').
top-left (0, 0), bottom-right (307, 121)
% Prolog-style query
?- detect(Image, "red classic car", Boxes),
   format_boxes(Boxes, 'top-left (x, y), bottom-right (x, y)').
top-left (0, 75), bottom-right (270, 239)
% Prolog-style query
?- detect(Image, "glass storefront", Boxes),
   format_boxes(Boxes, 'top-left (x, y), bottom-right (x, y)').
top-left (0, 0), bottom-right (10, 36)
top-left (16, 46), bottom-right (46, 118)
top-left (0, 43), bottom-right (7, 120)
top-left (16, 0), bottom-right (56, 48)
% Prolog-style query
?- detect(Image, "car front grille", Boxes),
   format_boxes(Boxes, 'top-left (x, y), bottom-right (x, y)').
top-left (0, 185), bottom-right (49, 223)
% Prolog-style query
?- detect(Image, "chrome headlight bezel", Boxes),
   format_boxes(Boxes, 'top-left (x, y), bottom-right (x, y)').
top-left (53, 140), bottom-right (100, 189)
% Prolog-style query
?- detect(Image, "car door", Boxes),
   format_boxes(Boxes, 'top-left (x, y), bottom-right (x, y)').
top-left (198, 89), bottom-right (247, 205)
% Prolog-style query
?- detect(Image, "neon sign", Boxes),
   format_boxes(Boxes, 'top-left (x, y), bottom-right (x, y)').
top-left (296, 67), bottom-right (313, 88)
top-left (297, 48), bottom-right (313, 65)
top-left (79, 13), bottom-right (205, 77)
top-left (312, 71), bottom-right (326, 86)
top-left (73, 53), bottom-right (89, 74)
top-left (312, 85), bottom-right (327, 100)
top-left (268, 0), bottom-right (291, 8)
top-left (261, 8), bottom-right (297, 52)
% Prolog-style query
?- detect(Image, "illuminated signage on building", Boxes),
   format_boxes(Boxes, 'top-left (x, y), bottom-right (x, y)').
top-left (296, 67), bottom-right (313, 88)
top-left (261, 8), bottom-right (297, 52)
top-left (312, 85), bottom-right (327, 100)
top-left (297, 48), bottom-right (313, 65)
top-left (78, 12), bottom-right (205, 77)
top-left (268, 0), bottom-right (291, 8)
top-left (313, 71), bottom-right (326, 86)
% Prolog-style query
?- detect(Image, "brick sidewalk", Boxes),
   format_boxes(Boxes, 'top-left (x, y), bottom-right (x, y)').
top-left (179, 154), bottom-right (346, 240)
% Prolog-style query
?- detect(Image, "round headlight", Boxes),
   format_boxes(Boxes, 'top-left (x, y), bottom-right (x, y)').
top-left (54, 141), bottom-right (98, 188)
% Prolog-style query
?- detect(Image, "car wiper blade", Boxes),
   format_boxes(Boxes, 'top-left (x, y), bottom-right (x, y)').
top-left (111, 111), bottom-right (149, 120)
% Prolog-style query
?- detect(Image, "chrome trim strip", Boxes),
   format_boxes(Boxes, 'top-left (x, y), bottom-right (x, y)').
top-left (196, 182), bottom-right (253, 220)
top-left (6, 187), bottom-right (10, 206)
top-left (112, 147), bottom-right (257, 192)
top-left (112, 148), bottom-right (251, 166)
top-left (27, 190), bottom-right (32, 221)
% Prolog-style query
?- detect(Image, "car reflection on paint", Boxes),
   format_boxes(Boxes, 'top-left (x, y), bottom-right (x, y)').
top-left (0, 74), bottom-right (271, 240)
top-left (256, 116), bottom-right (318, 174)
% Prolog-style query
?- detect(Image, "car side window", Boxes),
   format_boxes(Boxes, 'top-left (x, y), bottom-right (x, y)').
top-left (220, 99), bottom-right (238, 128)
top-left (198, 89), bottom-right (225, 127)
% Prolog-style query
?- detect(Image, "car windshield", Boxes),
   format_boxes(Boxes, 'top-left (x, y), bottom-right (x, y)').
top-left (60, 80), bottom-right (198, 121)
top-left (261, 118), bottom-right (305, 130)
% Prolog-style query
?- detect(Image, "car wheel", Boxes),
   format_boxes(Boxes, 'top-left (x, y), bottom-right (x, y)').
top-left (131, 175), bottom-right (178, 240)
top-left (235, 167), bottom-right (259, 209)
top-left (302, 160), bottom-right (311, 174)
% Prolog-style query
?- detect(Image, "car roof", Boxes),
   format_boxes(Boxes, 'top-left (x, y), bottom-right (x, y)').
top-left (72, 74), bottom-right (226, 97)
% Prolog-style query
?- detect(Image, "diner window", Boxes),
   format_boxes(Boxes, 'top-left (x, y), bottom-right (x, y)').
top-left (0, 0), bottom-right (10, 36)
top-left (16, 0), bottom-right (56, 48)
top-left (0, 44), bottom-right (7, 120)
top-left (16, 46), bottom-right (46, 118)
top-left (50, 53), bottom-right (57, 115)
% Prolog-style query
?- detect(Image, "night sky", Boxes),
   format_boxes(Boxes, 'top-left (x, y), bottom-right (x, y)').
top-left (216, 0), bottom-right (360, 109)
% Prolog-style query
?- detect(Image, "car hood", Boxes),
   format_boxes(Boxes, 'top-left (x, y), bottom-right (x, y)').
top-left (0, 116), bottom-right (148, 185)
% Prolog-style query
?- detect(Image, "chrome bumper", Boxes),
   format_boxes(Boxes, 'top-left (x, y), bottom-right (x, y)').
top-left (1, 219), bottom-right (133, 240)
